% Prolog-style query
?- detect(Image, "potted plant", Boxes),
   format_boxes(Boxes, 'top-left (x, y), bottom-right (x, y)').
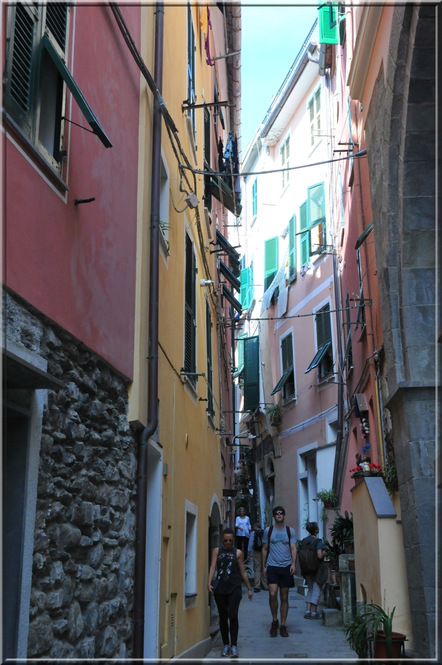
top-left (345, 612), bottom-right (369, 658)
top-left (330, 510), bottom-right (354, 554)
top-left (266, 403), bottom-right (282, 426)
top-left (345, 603), bottom-right (406, 659)
top-left (314, 489), bottom-right (339, 522)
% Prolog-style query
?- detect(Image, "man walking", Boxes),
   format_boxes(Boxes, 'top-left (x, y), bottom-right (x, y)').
top-left (262, 506), bottom-right (297, 637)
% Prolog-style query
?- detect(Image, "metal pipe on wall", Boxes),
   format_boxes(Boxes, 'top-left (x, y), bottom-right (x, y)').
top-left (133, 3), bottom-right (164, 658)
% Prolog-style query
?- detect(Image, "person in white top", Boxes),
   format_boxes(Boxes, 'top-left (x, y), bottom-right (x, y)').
top-left (235, 506), bottom-right (251, 558)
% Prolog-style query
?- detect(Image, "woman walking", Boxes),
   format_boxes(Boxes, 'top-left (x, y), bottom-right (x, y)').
top-left (235, 506), bottom-right (252, 558)
top-left (299, 521), bottom-right (325, 620)
top-left (208, 527), bottom-right (253, 658)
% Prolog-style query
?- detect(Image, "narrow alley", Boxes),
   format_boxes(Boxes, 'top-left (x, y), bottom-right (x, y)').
top-left (203, 584), bottom-right (356, 662)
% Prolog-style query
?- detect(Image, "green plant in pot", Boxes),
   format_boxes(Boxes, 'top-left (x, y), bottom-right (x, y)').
top-left (266, 403), bottom-right (282, 426)
top-left (314, 489), bottom-right (338, 522)
top-left (345, 603), bottom-right (405, 659)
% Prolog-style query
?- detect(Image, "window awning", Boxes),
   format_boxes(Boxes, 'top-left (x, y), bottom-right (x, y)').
top-left (222, 285), bottom-right (242, 314)
top-left (216, 229), bottom-right (240, 276)
top-left (355, 220), bottom-right (373, 249)
top-left (3, 349), bottom-right (65, 390)
top-left (43, 34), bottom-right (112, 148)
top-left (209, 174), bottom-right (242, 216)
top-left (304, 341), bottom-right (331, 374)
top-left (271, 367), bottom-right (293, 395)
top-left (219, 260), bottom-right (240, 292)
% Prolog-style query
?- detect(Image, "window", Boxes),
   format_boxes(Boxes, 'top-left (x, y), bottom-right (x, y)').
top-left (184, 501), bottom-right (197, 604)
top-left (280, 135), bottom-right (290, 189)
top-left (205, 302), bottom-right (214, 418)
top-left (299, 182), bottom-right (326, 266)
top-left (159, 156), bottom-right (170, 253)
top-left (308, 88), bottom-right (321, 146)
top-left (307, 182), bottom-right (326, 253)
top-left (234, 333), bottom-right (247, 378)
top-left (184, 233), bottom-right (197, 386)
top-left (264, 237), bottom-right (279, 291)
top-left (271, 332), bottom-right (296, 401)
top-left (4, 3), bottom-right (111, 175)
top-left (288, 215), bottom-right (296, 281)
top-left (252, 178), bottom-right (258, 217)
top-left (305, 303), bottom-right (333, 379)
top-left (187, 3), bottom-right (196, 138)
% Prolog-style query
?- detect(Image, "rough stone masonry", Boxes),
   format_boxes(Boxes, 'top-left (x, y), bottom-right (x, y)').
top-left (4, 292), bottom-right (137, 659)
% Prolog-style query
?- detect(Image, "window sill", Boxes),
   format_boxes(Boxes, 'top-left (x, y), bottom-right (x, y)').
top-left (4, 112), bottom-right (68, 194)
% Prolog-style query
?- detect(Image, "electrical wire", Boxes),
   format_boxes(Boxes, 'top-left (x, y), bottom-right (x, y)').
top-left (181, 149), bottom-right (368, 179)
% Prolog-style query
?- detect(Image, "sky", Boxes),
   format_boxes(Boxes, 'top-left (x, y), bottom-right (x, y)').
top-left (240, 2), bottom-right (319, 154)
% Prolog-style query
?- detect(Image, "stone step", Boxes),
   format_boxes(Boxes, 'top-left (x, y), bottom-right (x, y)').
top-left (323, 608), bottom-right (343, 627)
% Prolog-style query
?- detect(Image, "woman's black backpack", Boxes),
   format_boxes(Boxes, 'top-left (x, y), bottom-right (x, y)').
top-left (298, 537), bottom-right (321, 576)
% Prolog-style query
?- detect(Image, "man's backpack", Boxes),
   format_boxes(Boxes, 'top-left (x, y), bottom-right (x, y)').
top-left (298, 537), bottom-right (320, 576)
top-left (253, 529), bottom-right (263, 551)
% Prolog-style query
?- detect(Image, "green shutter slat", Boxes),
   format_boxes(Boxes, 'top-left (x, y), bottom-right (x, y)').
top-left (243, 336), bottom-right (260, 411)
top-left (42, 34), bottom-right (112, 148)
top-left (240, 267), bottom-right (251, 309)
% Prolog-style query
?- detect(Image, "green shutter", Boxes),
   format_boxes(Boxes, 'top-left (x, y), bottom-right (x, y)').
top-left (252, 179), bottom-right (257, 216)
top-left (240, 266), bottom-right (252, 309)
top-left (264, 237), bottom-right (278, 291)
top-left (243, 336), bottom-right (260, 411)
top-left (43, 35), bottom-right (112, 148)
top-left (206, 302), bottom-right (214, 416)
top-left (316, 304), bottom-right (331, 347)
top-left (281, 334), bottom-right (293, 371)
top-left (184, 235), bottom-right (196, 379)
top-left (288, 215), bottom-right (296, 281)
top-left (6, 4), bottom-right (37, 132)
top-left (319, 4), bottom-right (339, 45)
top-left (299, 202), bottom-right (309, 266)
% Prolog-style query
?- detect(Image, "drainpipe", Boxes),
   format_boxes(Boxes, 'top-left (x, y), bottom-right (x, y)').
top-left (133, 3), bottom-right (164, 658)
top-left (307, 43), bottom-right (327, 76)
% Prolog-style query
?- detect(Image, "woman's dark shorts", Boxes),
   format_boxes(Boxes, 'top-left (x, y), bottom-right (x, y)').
top-left (266, 565), bottom-right (294, 588)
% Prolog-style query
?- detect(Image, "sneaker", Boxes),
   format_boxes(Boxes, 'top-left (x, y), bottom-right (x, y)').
top-left (221, 645), bottom-right (230, 657)
top-left (304, 611), bottom-right (311, 619)
top-left (280, 625), bottom-right (289, 637)
top-left (270, 619), bottom-right (279, 637)
top-left (310, 611), bottom-right (322, 620)
top-left (230, 645), bottom-right (239, 658)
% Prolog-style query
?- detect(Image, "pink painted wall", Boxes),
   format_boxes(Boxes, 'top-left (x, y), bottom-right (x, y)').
top-left (4, 5), bottom-right (141, 378)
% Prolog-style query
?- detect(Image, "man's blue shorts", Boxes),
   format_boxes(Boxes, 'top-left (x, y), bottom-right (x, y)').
top-left (266, 565), bottom-right (294, 588)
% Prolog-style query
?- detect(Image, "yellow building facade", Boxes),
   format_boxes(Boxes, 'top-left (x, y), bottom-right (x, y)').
top-left (129, 3), bottom-right (241, 659)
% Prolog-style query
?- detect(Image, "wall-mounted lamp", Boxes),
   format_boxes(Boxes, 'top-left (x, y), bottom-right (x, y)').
top-left (200, 279), bottom-right (214, 287)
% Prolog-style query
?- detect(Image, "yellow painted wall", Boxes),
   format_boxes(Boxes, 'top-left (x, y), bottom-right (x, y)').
top-left (352, 482), bottom-right (413, 647)
top-left (129, 4), bottom-right (233, 659)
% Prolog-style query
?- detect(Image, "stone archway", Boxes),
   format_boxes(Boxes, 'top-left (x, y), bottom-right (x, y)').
top-left (365, 5), bottom-right (437, 659)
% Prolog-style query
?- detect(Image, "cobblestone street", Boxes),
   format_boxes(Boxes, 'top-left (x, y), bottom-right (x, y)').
top-left (203, 585), bottom-right (357, 662)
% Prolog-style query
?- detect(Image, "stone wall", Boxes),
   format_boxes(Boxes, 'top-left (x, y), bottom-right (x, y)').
top-left (4, 291), bottom-right (137, 659)
top-left (364, 5), bottom-right (436, 659)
